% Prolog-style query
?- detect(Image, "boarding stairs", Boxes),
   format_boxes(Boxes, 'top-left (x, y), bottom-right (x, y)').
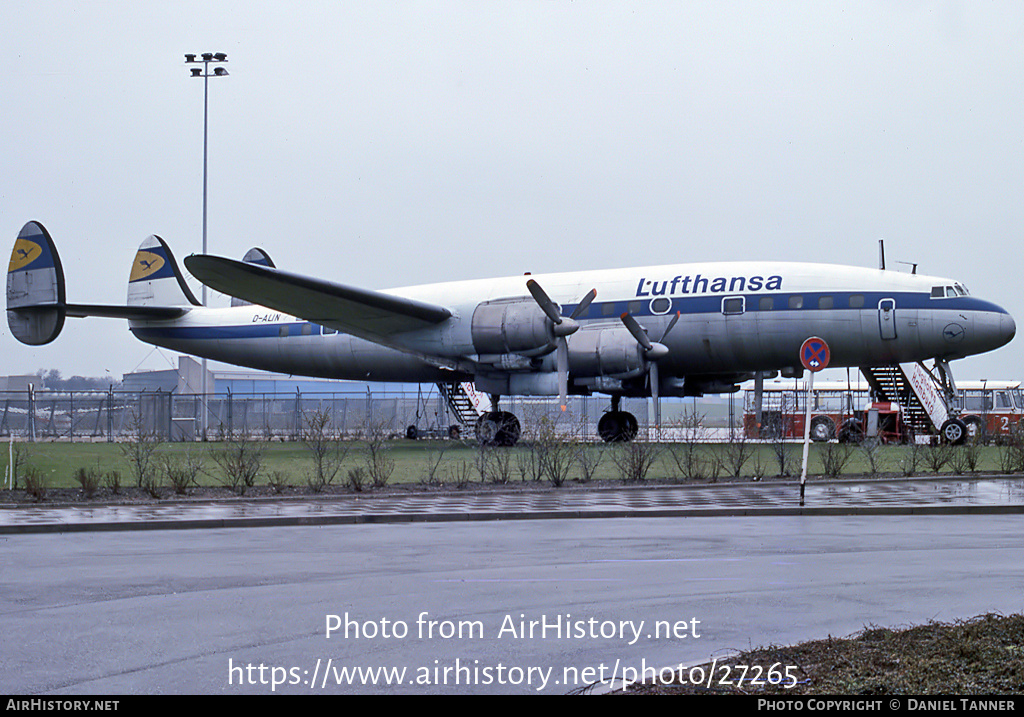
top-left (860, 363), bottom-right (951, 435)
top-left (437, 381), bottom-right (488, 426)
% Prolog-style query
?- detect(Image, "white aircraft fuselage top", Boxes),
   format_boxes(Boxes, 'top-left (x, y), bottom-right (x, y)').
top-left (124, 259), bottom-right (1016, 391)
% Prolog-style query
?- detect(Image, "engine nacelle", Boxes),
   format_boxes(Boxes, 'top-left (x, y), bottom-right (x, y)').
top-left (471, 298), bottom-right (554, 357)
top-left (568, 326), bottom-right (646, 379)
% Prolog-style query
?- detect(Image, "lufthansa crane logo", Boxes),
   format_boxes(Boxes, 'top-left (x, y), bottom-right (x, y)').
top-left (9, 239), bottom-right (43, 272)
top-left (129, 250), bottom-right (166, 282)
top-left (942, 323), bottom-right (966, 344)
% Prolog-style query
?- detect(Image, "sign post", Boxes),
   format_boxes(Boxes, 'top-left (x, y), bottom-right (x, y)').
top-left (798, 337), bottom-right (831, 506)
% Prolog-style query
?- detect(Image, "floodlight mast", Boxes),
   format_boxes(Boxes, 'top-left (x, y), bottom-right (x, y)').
top-left (185, 52), bottom-right (228, 439)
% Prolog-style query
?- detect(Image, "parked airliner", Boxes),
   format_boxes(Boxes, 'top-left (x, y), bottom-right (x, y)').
top-left (7, 221), bottom-right (1015, 444)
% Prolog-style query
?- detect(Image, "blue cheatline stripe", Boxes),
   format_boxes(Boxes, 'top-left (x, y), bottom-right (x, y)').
top-left (568, 291), bottom-right (1008, 320)
top-left (128, 292), bottom-right (1007, 343)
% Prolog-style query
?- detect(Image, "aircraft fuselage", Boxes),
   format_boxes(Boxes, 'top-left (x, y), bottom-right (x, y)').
top-left (126, 260), bottom-right (1015, 396)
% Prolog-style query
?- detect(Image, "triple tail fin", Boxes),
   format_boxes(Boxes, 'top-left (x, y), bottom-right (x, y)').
top-left (230, 247), bottom-right (276, 307)
top-left (127, 235), bottom-right (201, 308)
top-left (6, 221), bottom-right (191, 346)
top-left (7, 221), bottom-right (67, 345)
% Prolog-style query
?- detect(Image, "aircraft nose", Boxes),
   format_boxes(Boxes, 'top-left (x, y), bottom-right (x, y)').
top-left (1001, 312), bottom-right (1016, 346)
top-left (973, 307), bottom-right (1016, 353)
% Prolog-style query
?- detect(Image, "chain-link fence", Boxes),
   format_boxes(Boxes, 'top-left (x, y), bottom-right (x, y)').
top-left (0, 387), bottom-right (678, 442)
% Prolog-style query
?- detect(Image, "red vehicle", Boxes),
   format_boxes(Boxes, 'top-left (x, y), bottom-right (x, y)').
top-left (954, 381), bottom-right (1024, 440)
top-left (745, 379), bottom-right (1024, 443)
top-left (744, 380), bottom-right (867, 442)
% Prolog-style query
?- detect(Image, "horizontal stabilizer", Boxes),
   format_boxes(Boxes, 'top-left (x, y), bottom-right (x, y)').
top-left (65, 304), bottom-right (188, 320)
top-left (7, 221), bottom-right (190, 346)
top-left (185, 254), bottom-right (452, 336)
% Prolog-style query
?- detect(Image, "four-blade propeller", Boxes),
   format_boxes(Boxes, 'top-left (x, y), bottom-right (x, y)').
top-left (528, 278), bottom-right (680, 424)
top-left (620, 310), bottom-right (681, 428)
top-left (526, 279), bottom-right (596, 410)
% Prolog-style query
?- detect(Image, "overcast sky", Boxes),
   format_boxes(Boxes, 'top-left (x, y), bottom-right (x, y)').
top-left (3, 1), bottom-right (1022, 386)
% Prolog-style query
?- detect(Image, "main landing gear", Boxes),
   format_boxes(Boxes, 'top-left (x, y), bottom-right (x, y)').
top-left (474, 395), bottom-right (639, 446)
top-left (597, 395), bottom-right (638, 443)
top-left (475, 395), bottom-right (521, 447)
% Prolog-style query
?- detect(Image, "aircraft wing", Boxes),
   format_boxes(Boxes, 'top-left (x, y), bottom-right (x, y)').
top-left (184, 255), bottom-right (453, 337)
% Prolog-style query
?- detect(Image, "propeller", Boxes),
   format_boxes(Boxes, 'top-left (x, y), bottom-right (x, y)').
top-left (527, 279), bottom-right (597, 410)
top-left (620, 310), bottom-right (681, 429)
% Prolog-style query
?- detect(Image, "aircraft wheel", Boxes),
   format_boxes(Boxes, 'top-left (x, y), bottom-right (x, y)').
top-left (494, 411), bottom-right (521, 447)
top-left (941, 418), bottom-right (967, 445)
top-left (809, 416), bottom-right (836, 442)
top-left (963, 415), bottom-right (985, 443)
top-left (406, 425), bottom-right (419, 440)
top-left (475, 411), bottom-right (520, 446)
top-left (475, 413), bottom-right (500, 445)
top-left (623, 412), bottom-right (639, 441)
top-left (837, 418), bottom-right (863, 444)
top-left (598, 411), bottom-right (638, 442)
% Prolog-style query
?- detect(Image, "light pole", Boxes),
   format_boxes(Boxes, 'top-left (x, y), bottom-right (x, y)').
top-left (185, 52), bottom-right (228, 439)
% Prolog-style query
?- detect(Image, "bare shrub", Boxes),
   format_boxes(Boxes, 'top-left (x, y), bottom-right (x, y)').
top-left (819, 441), bottom-right (853, 478)
top-left (119, 409), bottom-right (161, 488)
top-left (949, 441), bottom-right (982, 474)
top-left (477, 444), bottom-right (513, 484)
top-left (611, 441), bottom-right (662, 483)
top-left (514, 443), bottom-right (542, 483)
top-left (103, 470), bottom-right (122, 495)
top-left (420, 442), bottom-right (449, 485)
top-left (923, 442), bottom-right (953, 474)
top-left (210, 431), bottom-right (264, 495)
top-left (267, 471), bottom-right (289, 494)
top-left (768, 414), bottom-right (798, 477)
top-left (722, 432), bottom-right (754, 479)
top-left (997, 423), bottom-right (1024, 473)
top-left (898, 441), bottom-right (924, 477)
top-left (162, 450), bottom-right (204, 495)
top-left (347, 466), bottom-right (367, 492)
top-left (665, 410), bottom-right (720, 482)
top-left (5, 442), bottom-right (29, 490)
top-left (444, 459), bottom-right (472, 488)
top-left (73, 466), bottom-right (101, 499)
top-left (748, 453), bottom-right (768, 482)
top-left (361, 419), bottom-right (395, 488)
top-left (533, 415), bottom-right (579, 487)
top-left (575, 443), bottom-right (604, 483)
top-left (303, 406), bottom-right (349, 492)
top-left (860, 440), bottom-right (887, 478)
top-left (142, 473), bottom-right (164, 499)
top-left (24, 466), bottom-right (46, 502)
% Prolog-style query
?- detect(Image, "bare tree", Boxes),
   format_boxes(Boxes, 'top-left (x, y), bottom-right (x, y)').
top-left (665, 409), bottom-right (720, 482)
top-left (119, 409), bottom-right (161, 488)
top-left (361, 418), bottom-right (395, 488)
top-left (209, 429), bottom-right (264, 495)
top-left (303, 405), bottom-right (349, 491)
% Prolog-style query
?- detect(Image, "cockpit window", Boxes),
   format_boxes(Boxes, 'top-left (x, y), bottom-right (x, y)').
top-left (932, 285), bottom-right (964, 298)
top-left (955, 283), bottom-right (969, 296)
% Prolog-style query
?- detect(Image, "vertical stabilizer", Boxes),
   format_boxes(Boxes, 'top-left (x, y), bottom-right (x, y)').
top-left (127, 236), bottom-right (200, 307)
top-left (230, 247), bottom-right (276, 307)
top-left (7, 221), bottom-right (66, 345)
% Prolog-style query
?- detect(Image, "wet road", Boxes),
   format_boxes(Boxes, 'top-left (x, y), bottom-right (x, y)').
top-left (2, 475), bottom-right (1024, 533)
